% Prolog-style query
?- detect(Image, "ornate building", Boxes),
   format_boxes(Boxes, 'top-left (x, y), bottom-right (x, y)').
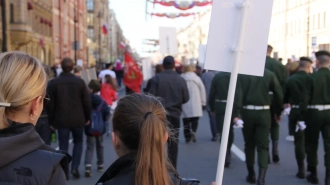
top-left (0, 0), bottom-right (53, 64)
top-left (53, 0), bottom-right (87, 65)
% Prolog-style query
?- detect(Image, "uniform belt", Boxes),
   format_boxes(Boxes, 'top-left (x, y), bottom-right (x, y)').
top-left (291, 105), bottom-right (299, 108)
top-left (307, 105), bottom-right (330, 111)
top-left (215, 99), bottom-right (227, 103)
top-left (243, 105), bottom-right (270, 110)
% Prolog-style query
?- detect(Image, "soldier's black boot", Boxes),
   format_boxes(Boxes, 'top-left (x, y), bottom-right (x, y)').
top-left (225, 150), bottom-right (231, 168)
top-left (306, 166), bottom-right (319, 184)
top-left (257, 168), bottom-right (267, 185)
top-left (272, 140), bottom-right (280, 163)
top-left (246, 165), bottom-right (256, 184)
top-left (296, 160), bottom-right (305, 179)
top-left (325, 168), bottom-right (330, 185)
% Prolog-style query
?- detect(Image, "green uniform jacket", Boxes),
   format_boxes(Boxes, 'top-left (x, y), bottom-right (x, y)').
top-left (283, 71), bottom-right (309, 121)
top-left (208, 72), bottom-right (241, 117)
top-left (265, 56), bottom-right (288, 90)
top-left (236, 69), bottom-right (283, 116)
top-left (304, 68), bottom-right (330, 107)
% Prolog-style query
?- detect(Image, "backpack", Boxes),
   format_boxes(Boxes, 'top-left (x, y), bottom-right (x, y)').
top-left (87, 101), bottom-right (106, 136)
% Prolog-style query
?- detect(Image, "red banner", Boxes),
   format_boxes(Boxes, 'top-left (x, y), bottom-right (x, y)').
top-left (152, 0), bottom-right (212, 11)
top-left (123, 51), bottom-right (143, 93)
top-left (150, 12), bottom-right (196, 19)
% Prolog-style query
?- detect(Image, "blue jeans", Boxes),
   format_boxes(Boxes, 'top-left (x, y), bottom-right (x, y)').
top-left (58, 127), bottom-right (84, 169)
top-left (208, 111), bottom-right (218, 138)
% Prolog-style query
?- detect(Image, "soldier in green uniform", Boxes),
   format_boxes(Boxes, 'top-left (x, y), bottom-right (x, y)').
top-left (265, 45), bottom-right (287, 163)
top-left (304, 51), bottom-right (330, 185)
top-left (209, 72), bottom-right (241, 168)
top-left (283, 57), bottom-right (312, 179)
top-left (235, 69), bottom-right (283, 185)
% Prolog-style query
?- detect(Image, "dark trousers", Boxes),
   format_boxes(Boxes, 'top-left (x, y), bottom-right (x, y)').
top-left (58, 127), bottom-right (84, 169)
top-left (242, 109), bottom-right (271, 169)
top-left (85, 136), bottom-right (104, 167)
top-left (35, 117), bottom-right (51, 145)
top-left (117, 77), bottom-right (122, 88)
top-left (305, 109), bottom-right (330, 169)
top-left (215, 102), bottom-right (234, 152)
top-left (183, 117), bottom-right (199, 141)
top-left (289, 109), bottom-right (305, 162)
top-left (207, 111), bottom-right (218, 138)
top-left (167, 115), bottom-right (180, 169)
top-left (270, 107), bottom-right (280, 141)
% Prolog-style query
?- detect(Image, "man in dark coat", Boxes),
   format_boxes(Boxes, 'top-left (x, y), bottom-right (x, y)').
top-left (48, 58), bottom-right (92, 179)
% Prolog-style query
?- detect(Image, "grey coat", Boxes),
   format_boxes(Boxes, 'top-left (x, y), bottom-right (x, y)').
top-left (0, 121), bottom-right (68, 185)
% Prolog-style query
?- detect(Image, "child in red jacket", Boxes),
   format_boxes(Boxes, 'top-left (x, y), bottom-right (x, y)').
top-left (100, 75), bottom-right (117, 106)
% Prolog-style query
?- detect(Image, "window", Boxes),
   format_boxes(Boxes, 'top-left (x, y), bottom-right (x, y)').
top-left (10, 4), bottom-right (14, 22)
top-left (87, 0), bottom-right (94, 11)
top-left (87, 13), bottom-right (94, 26)
top-left (87, 28), bottom-right (95, 41)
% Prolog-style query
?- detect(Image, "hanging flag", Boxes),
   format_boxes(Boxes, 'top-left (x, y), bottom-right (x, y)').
top-left (119, 41), bottom-right (126, 49)
top-left (123, 51), bottom-right (143, 93)
top-left (102, 23), bottom-right (108, 35)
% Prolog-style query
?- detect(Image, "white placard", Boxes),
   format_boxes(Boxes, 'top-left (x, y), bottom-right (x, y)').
top-left (77, 59), bottom-right (83, 67)
top-left (204, 0), bottom-right (274, 76)
top-left (199, 44), bottom-right (207, 68)
top-left (81, 68), bottom-right (97, 85)
top-left (159, 27), bottom-right (178, 56)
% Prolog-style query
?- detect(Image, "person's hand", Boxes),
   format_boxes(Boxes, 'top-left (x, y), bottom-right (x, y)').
top-left (211, 182), bottom-right (216, 185)
top-left (85, 120), bottom-right (90, 126)
top-left (211, 112), bottom-right (215, 116)
top-left (274, 115), bottom-right (281, 123)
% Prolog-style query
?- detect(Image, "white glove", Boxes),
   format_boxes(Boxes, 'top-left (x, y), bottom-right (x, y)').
top-left (282, 107), bottom-right (291, 115)
top-left (295, 121), bottom-right (306, 132)
top-left (233, 119), bottom-right (244, 129)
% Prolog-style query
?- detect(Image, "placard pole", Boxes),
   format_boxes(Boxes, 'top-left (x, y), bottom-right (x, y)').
top-left (215, 2), bottom-right (249, 185)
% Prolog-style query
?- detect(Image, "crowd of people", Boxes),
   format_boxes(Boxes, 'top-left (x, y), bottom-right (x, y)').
top-left (1, 46), bottom-right (330, 185)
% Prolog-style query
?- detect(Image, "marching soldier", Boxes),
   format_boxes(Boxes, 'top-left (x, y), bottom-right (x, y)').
top-left (304, 51), bottom-right (330, 184)
top-left (209, 72), bottom-right (241, 168)
top-left (283, 57), bottom-right (312, 179)
top-left (265, 45), bottom-right (287, 163)
top-left (235, 69), bottom-right (283, 185)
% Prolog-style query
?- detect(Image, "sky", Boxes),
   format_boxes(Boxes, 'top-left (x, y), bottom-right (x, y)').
top-left (109, 0), bottom-right (210, 57)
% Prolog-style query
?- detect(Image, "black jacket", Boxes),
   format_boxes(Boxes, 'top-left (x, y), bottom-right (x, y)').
top-left (0, 121), bottom-right (70, 185)
top-left (48, 73), bottom-right (92, 128)
top-left (148, 70), bottom-right (189, 118)
top-left (96, 153), bottom-right (200, 185)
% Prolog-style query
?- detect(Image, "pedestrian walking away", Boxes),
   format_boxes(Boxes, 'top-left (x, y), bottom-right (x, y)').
top-left (147, 55), bottom-right (189, 169)
top-left (181, 64), bottom-right (206, 143)
top-left (95, 94), bottom-right (200, 185)
top-left (201, 70), bottom-right (219, 142)
top-left (235, 69), bottom-right (283, 185)
top-left (283, 57), bottom-right (313, 179)
top-left (48, 58), bottom-right (92, 179)
top-left (303, 50), bottom-right (330, 185)
top-left (265, 45), bottom-right (288, 163)
top-left (84, 80), bottom-right (110, 177)
top-left (0, 51), bottom-right (70, 185)
top-left (208, 71), bottom-right (241, 168)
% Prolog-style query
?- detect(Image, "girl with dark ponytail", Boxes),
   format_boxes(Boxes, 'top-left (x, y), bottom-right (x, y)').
top-left (96, 94), bottom-right (200, 185)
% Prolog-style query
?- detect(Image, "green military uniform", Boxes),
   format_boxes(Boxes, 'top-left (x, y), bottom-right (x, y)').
top-left (283, 70), bottom-right (309, 178)
top-left (209, 72), bottom-right (240, 167)
top-left (236, 69), bottom-right (283, 184)
top-left (265, 56), bottom-right (287, 162)
top-left (304, 64), bottom-right (330, 184)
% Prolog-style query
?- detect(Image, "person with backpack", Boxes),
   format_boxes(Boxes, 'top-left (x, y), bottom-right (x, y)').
top-left (84, 80), bottom-right (110, 177)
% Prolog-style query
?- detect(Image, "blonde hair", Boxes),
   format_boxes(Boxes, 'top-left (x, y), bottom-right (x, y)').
top-left (0, 52), bottom-right (47, 129)
top-left (183, 64), bottom-right (196, 73)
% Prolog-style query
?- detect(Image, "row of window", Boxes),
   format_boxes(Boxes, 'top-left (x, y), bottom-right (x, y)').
top-left (270, 12), bottom-right (329, 38)
top-left (273, 0), bottom-right (317, 14)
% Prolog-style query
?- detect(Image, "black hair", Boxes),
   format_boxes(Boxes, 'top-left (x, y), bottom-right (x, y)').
top-left (61, 58), bottom-right (74, 73)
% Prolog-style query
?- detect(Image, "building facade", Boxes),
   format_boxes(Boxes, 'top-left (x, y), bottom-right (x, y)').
top-left (53, 0), bottom-right (87, 65)
top-left (0, 0), bottom-right (53, 65)
top-left (268, 0), bottom-right (330, 61)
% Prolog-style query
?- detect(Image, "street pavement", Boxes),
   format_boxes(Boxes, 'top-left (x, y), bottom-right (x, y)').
top-left (58, 87), bottom-right (326, 185)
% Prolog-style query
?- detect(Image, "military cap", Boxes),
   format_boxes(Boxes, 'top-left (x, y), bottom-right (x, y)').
top-left (300, 57), bottom-right (313, 63)
top-left (315, 50), bottom-right (330, 58)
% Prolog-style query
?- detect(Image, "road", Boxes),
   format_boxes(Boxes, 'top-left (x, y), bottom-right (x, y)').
top-left (56, 87), bottom-right (325, 185)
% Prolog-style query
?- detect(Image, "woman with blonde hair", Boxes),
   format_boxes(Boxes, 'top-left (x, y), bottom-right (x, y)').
top-left (96, 94), bottom-right (200, 185)
top-left (0, 52), bottom-right (69, 184)
top-left (181, 64), bottom-right (206, 143)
